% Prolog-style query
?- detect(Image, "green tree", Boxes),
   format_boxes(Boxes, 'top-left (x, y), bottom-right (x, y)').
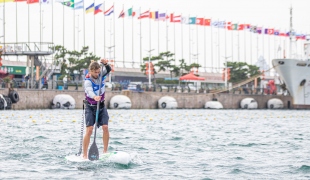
top-left (226, 61), bottom-right (260, 83)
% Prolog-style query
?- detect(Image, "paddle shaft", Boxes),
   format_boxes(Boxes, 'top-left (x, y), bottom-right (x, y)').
top-left (88, 64), bottom-right (105, 160)
top-left (93, 64), bottom-right (105, 141)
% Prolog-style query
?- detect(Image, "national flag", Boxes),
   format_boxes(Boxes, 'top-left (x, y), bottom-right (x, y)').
top-left (204, 19), bottom-right (211, 26)
top-left (150, 11), bottom-right (158, 19)
top-left (196, 18), bottom-right (204, 25)
top-left (244, 24), bottom-right (251, 29)
top-left (62, 0), bottom-right (74, 8)
top-left (74, 0), bottom-right (83, 9)
top-left (274, 30), bottom-right (279, 36)
top-left (181, 16), bottom-right (189, 24)
top-left (170, 13), bottom-right (181, 23)
top-left (118, 9), bottom-right (125, 18)
top-left (264, 28), bottom-right (274, 35)
top-left (212, 21), bottom-right (225, 28)
top-left (138, 10), bottom-right (150, 19)
top-left (158, 13), bottom-right (168, 21)
top-left (104, 5), bottom-right (114, 16)
top-left (256, 27), bottom-right (262, 34)
top-left (85, 3), bottom-right (94, 14)
top-left (238, 24), bottom-right (244, 30)
top-left (227, 22), bottom-right (232, 30)
top-left (232, 24), bottom-right (238, 30)
top-left (250, 25), bottom-right (257, 33)
top-left (94, 3), bottom-right (102, 15)
top-left (279, 31), bottom-right (287, 36)
top-left (127, 8), bottom-right (136, 17)
top-left (188, 17), bottom-right (196, 24)
top-left (27, 0), bottom-right (38, 3)
top-left (0, 0), bottom-right (14, 2)
top-left (40, 0), bottom-right (49, 4)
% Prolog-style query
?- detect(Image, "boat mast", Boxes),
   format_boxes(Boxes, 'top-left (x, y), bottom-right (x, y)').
top-left (289, 6), bottom-right (293, 58)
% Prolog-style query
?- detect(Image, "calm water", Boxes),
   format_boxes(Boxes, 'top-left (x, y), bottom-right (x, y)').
top-left (1, 109), bottom-right (310, 179)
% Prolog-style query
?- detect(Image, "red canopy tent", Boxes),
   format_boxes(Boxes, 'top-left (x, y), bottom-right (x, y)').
top-left (179, 72), bottom-right (205, 81)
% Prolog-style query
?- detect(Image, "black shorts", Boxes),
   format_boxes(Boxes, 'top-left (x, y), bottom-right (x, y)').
top-left (85, 104), bottom-right (109, 127)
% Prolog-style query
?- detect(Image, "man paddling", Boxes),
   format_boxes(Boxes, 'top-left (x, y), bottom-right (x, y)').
top-left (83, 59), bottom-right (111, 159)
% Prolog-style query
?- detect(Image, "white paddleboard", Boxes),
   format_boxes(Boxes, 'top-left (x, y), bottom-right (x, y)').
top-left (65, 151), bottom-right (131, 165)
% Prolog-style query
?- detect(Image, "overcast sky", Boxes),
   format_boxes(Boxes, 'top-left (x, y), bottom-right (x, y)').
top-left (0, 0), bottom-right (309, 71)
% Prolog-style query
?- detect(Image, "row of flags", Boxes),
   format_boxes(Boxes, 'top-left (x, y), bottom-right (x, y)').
top-left (0, 0), bottom-right (307, 40)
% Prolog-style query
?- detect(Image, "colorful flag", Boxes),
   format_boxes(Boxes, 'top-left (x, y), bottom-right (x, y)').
top-left (250, 25), bottom-right (257, 33)
top-left (227, 22), bottom-right (232, 30)
top-left (14, 0), bottom-right (27, 2)
top-left (238, 24), bottom-right (244, 30)
top-left (62, 0), bottom-right (73, 8)
top-left (138, 10), bottom-right (149, 19)
top-left (0, 0), bottom-right (14, 2)
top-left (181, 16), bottom-right (189, 24)
top-left (274, 30), bottom-right (279, 35)
top-left (27, 0), bottom-right (38, 3)
top-left (188, 17), bottom-right (196, 24)
top-left (74, 0), bottom-right (83, 10)
top-left (204, 19), bottom-right (211, 26)
top-left (150, 11), bottom-right (158, 19)
top-left (118, 9), bottom-right (125, 18)
top-left (256, 27), bottom-right (262, 34)
top-left (104, 5), bottom-right (114, 16)
top-left (94, 3), bottom-right (102, 14)
top-left (264, 28), bottom-right (274, 35)
top-left (212, 21), bottom-right (225, 28)
top-left (196, 18), bottom-right (204, 25)
top-left (170, 13), bottom-right (181, 23)
top-left (279, 31), bottom-right (287, 36)
top-left (85, 3), bottom-right (94, 14)
top-left (127, 8), bottom-right (135, 16)
top-left (157, 13), bottom-right (166, 21)
top-left (40, 0), bottom-right (49, 4)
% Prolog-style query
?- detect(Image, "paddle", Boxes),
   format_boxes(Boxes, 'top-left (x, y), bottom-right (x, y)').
top-left (88, 64), bottom-right (105, 161)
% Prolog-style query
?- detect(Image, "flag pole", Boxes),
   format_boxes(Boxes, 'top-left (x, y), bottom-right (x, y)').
top-left (210, 18), bottom-right (213, 71)
top-left (166, 11), bottom-right (168, 54)
top-left (93, 0), bottom-right (95, 55)
top-left (113, 3), bottom-right (115, 67)
top-left (83, 0), bottom-right (85, 47)
top-left (174, 14), bottom-right (176, 65)
top-left (157, 10), bottom-right (159, 56)
top-left (250, 26), bottom-right (252, 64)
top-left (149, 8), bottom-right (151, 55)
top-left (103, 1), bottom-right (105, 57)
top-left (73, 7), bottom-right (75, 51)
top-left (132, 6), bottom-right (134, 67)
top-left (196, 16), bottom-right (198, 65)
top-left (139, 7), bottom-right (142, 65)
top-left (244, 23), bottom-right (246, 63)
top-left (181, 13), bottom-right (183, 61)
top-left (40, 2), bottom-right (41, 50)
top-left (204, 17), bottom-right (206, 72)
top-left (188, 14), bottom-right (190, 64)
top-left (231, 22), bottom-right (233, 62)
top-left (122, 4), bottom-right (124, 67)
top-left (217, 19), bottom-right (220, 68)
top-left (63, 2), bottom-right (64, 49)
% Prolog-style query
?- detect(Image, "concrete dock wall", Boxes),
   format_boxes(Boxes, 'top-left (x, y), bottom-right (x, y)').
top-left (0, 88), bottom-right (293, 110)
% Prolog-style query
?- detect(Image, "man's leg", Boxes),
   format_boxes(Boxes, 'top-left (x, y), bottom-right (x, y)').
top-left (102, 125), bottom-right (109, 153)
top-left (83, 126), bottom-right (93, 159)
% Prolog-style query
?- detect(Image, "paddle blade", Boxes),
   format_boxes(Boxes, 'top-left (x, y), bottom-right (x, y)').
top-left (88, 141), bottom-right (99, 161)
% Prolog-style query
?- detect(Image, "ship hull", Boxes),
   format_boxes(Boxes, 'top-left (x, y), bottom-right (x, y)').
top-left (272, 59), bottom-right (310, 108)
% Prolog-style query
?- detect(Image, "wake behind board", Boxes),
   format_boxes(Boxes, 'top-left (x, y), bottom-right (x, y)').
top-left (65, 151), bottom-right (130, 165)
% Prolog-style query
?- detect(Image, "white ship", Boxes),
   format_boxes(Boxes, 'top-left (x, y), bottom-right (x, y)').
top-left (272, 7), bottom-right (310, 108)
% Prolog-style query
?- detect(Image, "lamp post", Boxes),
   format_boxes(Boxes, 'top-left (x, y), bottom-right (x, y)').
top-left (147, 49), bottom-right (154, 86)
top-left (106, 45), bottom-right (115, 83)
top-left (223, 56), bottom-right (231, 89)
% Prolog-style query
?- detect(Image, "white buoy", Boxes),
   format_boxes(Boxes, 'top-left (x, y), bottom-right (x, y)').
top-left (158, 96), bottom-right (178, 109)
top-left (204, 101), bottom-right (223, 109)
top-left (267, 98), bottom-right (284, 109)
top-left (109, 95), bottom-right (132, 109)
top-left (240, 98), bottom-right (258, 109)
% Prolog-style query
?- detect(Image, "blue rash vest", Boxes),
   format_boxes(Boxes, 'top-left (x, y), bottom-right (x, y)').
top-left (84, 75), bottom-right (106, 105)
